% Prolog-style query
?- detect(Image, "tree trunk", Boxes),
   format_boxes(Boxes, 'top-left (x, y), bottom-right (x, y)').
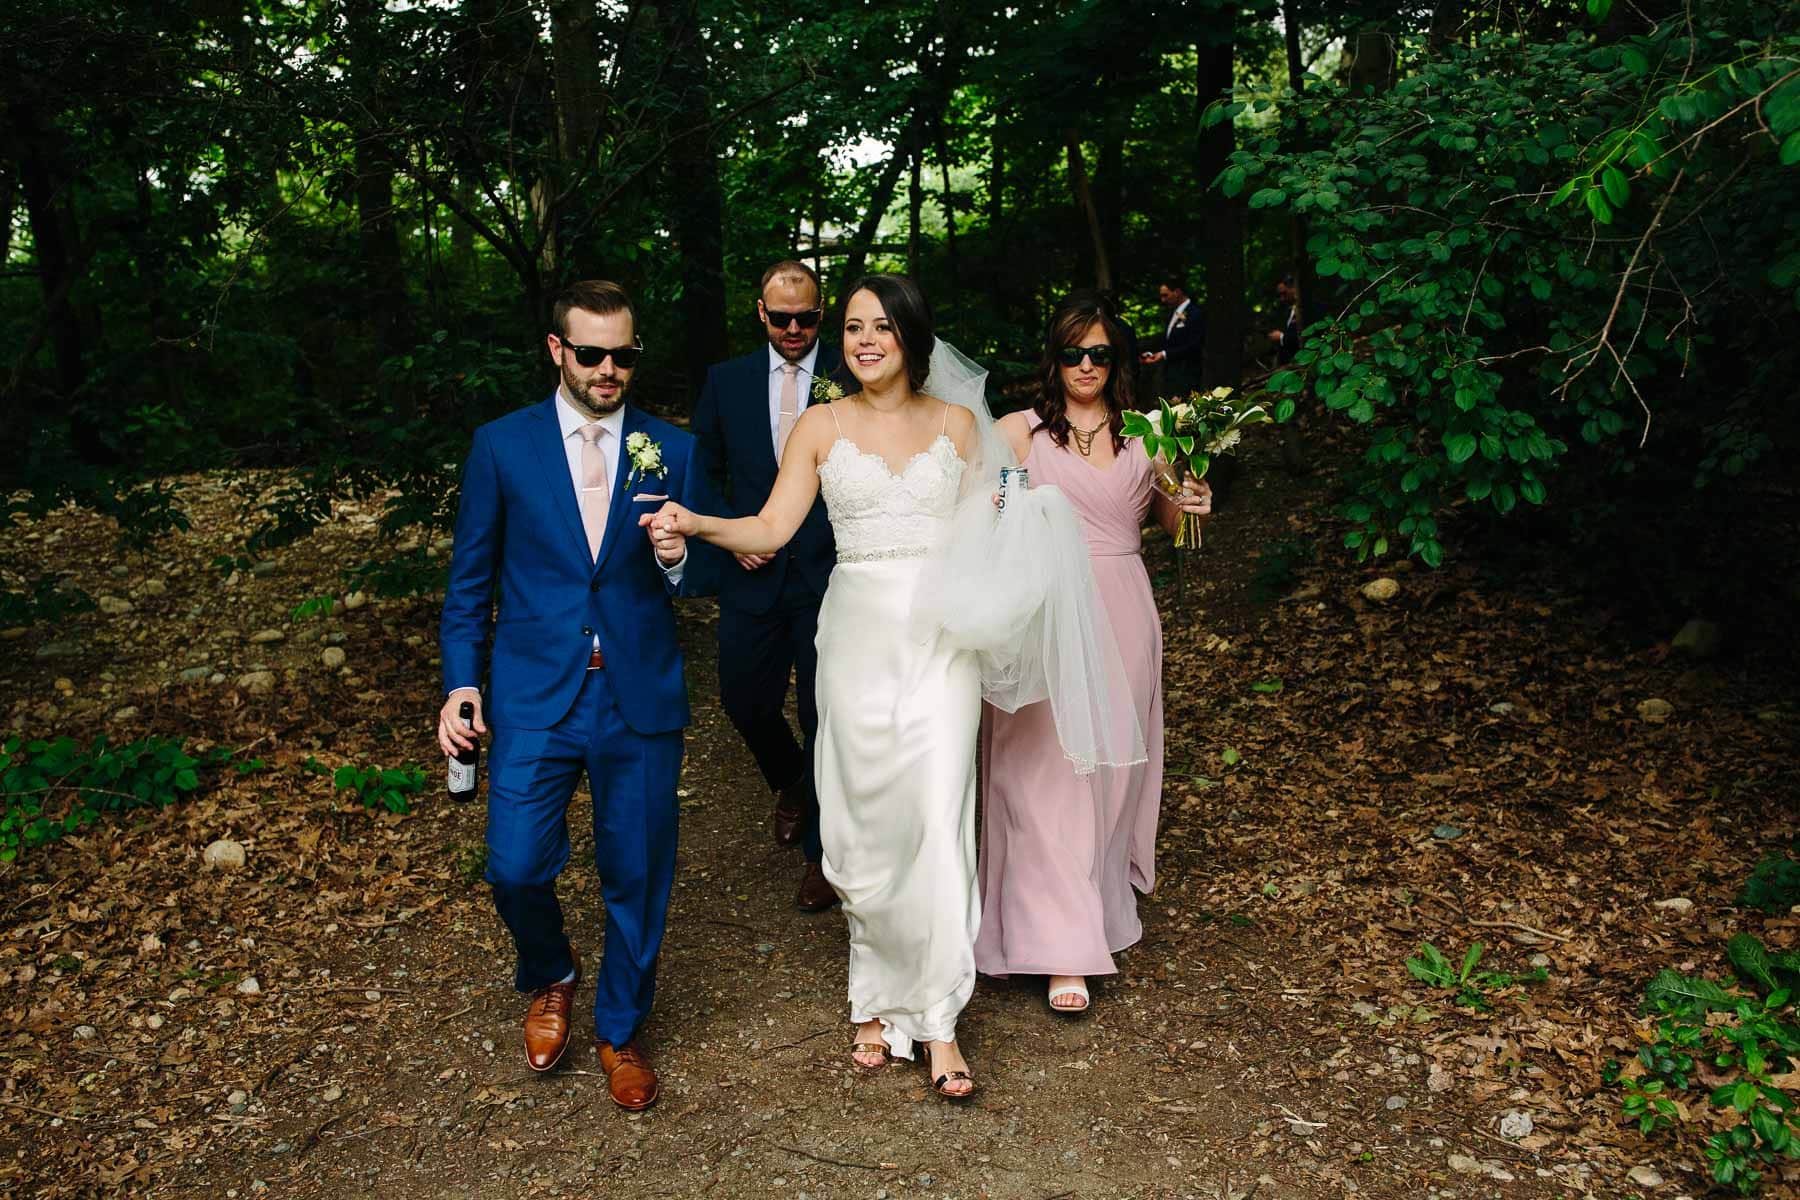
top-left (1428, 0), bottom-right (1464, 53)
top-left (938, 137), bottom-right (960, 292)
top-left (838, 141), bottom-right (912, 300)
top-left (1096, 130), bottom-right (1124, 292)
top-left (1282, 0), bottom-right (1316, 337)
top-left (661, 0), bottom-right (727, 396)
top-left (347, 0), bottom-right (408, 364)
top-left (1195, 14), bottom-right (1243, 391)
top-left (1065, 131), bottom-right (1112, 291)
top-left (4, 96), bottom-right (90, 430)
top-left (1347, 29), bottom-right (1397, 93)
top-left (907, 149), bottom-right (923, 277)
top-left (548, 0), bottom-right (608, 278)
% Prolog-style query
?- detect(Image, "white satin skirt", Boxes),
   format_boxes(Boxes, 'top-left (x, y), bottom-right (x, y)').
top-left (814, 556), bottom-right (981, 1059)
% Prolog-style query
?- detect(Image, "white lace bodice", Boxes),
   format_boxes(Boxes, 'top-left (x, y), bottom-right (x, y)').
top-left (817, 436), bottom-right (966, 563)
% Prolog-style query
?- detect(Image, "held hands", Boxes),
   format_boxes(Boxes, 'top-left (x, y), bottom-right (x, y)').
top-left (735, 552), bottom-right (773, 571)
top-left (437, 687), bottom-right (486, 757)
top-left (638, 502), bottom-right (691, 565)
top-left (1139, 350), bottom-right (1166, 364)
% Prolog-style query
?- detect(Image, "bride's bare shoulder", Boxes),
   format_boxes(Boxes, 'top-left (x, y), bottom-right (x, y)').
top-left (923, 397), bottom-right (978, 437)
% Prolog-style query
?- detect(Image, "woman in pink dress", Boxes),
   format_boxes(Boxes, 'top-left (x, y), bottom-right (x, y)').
top-left (978, 291), bottom-right (1212, 1013)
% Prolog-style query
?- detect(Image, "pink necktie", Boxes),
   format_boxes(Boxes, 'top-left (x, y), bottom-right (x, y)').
top-left (776, 363), bottom-right (800, 461)
top-left (578, 423), bottom-right (609, 560)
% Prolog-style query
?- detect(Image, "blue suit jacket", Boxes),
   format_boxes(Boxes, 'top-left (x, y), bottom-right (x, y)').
top-left (690, 347), bottom-right (845, 614)
top-left (439, 395), bottom-right (718, 734)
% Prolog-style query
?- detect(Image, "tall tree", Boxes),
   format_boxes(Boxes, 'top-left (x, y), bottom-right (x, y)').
top-left (1195, 7), bottom-right (1244, 390)
top-left (661, 0), bottom-right (727, 393)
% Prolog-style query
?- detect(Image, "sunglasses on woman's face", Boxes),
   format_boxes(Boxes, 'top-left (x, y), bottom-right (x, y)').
top-left (556, 335), bottom-right (644, 369)
top-left (765, 307), bottom-right (823, 330)
top-left (1056, 345), bottom-right (1115, 368)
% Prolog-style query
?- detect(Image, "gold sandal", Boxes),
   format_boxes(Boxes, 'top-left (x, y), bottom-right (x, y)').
top-left (849, 1037), bottom-right (889, 1071)
top-left (925, 1045), bottom-right (977, 1100)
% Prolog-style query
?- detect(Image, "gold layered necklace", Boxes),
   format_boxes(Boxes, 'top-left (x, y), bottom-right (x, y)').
top-left (1069, 416), bottom-right (1107, 457)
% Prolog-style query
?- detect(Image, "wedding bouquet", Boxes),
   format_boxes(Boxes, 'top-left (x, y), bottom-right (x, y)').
top-left (1120, 386), bottom-right (1270, 549)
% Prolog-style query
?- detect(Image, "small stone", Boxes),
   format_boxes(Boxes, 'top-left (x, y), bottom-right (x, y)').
top-left (53, 677), bottom-right (73, 692)
top-left (248, 629), bottom-right (285, 644)
top-left (1361, 578), bottom-right (1401, 602)
top-left (343, 591), bottom-right (368, 611)
top-left (145, 1014), bottom-right (164, 1030)
top-left (108, 564), bottom-right (131, 579)
top-left (208, 673), bottom-right (226, 685)
top-left (1626, 1165), bottom-right (1663, 1188)
top-left (110, 706), bottom-right (139, 722)
top-left (34, 641), bottom-right (77, 659)
top-left (1432, 825), bottom-right (1463, 840)
top-left (228, 1090), bottom-right (248, 1106)
top-left (98, 595), bottom-right (134, 615)
top-left (236, 670), bottom-right (276, 696)
top-left (141, 578), bottom-right (168, 596)
top-left (236, 977), bottom-right (261, 995)
top-left (1637, 698), bottom-right (1674, 722)
top-left (1529, 953), bottom-right (1551, 969)
top-left (1670, 619), bottom-right (1720, 659)
top-left (1449, 1154), bottom-right (1484, 1175)
top-left (1500, 1111), bottom-right (1534, 1139)
top-left (320, 647), bottom-right (346, 669)
top-left (251, 560), bottom-right (278, 576)
top-left (1385, 1095), bottom-right (1407, 1110)
top-left (1428, 1066), bottom-right (1454, 1093)
top-left (1487, 701), bottom-right (1516, 716)
top-left (754, 943), bottom-right (774, 955)
top-left (322, 1085), bottom-right (343, 1102)
top-left (73, 1025), bottom-right (98, 1041)
top-left (179, 666), bottom-right (212, 683)
top-left (1653, 897), bottom-right (1693, 914)
top-left (203, 839), bottom-right (247, 871)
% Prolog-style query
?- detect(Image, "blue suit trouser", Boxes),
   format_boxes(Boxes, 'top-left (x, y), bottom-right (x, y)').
top-left (484, 668), bottom-right (681, 1047)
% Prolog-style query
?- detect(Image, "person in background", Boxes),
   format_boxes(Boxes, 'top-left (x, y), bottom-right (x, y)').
top-left (1139, 273), bottom-right (1205, 398)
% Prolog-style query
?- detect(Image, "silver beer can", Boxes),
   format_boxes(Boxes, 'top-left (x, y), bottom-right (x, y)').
top-left (998, 466), bottom-right (1029, 515)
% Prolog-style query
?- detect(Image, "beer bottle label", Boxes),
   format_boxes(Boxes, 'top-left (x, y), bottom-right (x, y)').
top-left (448, 757), bottom-right (477, 794)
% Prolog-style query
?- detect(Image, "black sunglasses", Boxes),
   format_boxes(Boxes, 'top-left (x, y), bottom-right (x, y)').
top-left (1056, 345), bottom-right (1116, 368)
top-left (764, 307), bottom-right (823, 330)
top-left (556, 334), bottom-right (644, 369)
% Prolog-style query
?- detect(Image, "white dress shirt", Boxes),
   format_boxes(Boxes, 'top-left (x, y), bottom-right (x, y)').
top-left (555, 388), bottom-right (684, 587)
top-left (1166, 298), bottom-right (1191, 340)
top-left (767, 342), bottom-right (821, 454)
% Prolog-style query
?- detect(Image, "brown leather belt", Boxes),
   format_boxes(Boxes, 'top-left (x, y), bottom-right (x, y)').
top-left (587, 649), bottom-right (606, 670)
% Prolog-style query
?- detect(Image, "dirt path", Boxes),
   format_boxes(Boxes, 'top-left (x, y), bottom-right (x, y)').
top-left (2, 433), bottom-right (1795, 1199)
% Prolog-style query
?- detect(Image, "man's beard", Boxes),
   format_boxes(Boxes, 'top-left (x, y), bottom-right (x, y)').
top-left (768, 327), bottom-right (820, 364)
top-left (562, 362), bottom-right (627, 417)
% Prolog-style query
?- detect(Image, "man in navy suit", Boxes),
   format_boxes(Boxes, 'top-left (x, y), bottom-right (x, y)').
top-left (436, 280), bottom-right (716, 1110)
top-left (1139, 273), bottom-right (1206, 397)
top-left (691, 260), bottom-right (842, 912)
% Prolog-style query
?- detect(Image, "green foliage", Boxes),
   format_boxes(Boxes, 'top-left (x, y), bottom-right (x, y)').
top-left (1406, 940), bottom-right (1548, 1011)
top-left (328, 761), bottom-right (427, 815)
top-left (1614, 934), bottom-right (1800, 1194)
top-left (1233, 14), bottom-right (1800, 564)
top-left (0, 734), bottom-right (253, 861)
top-left (1741, 855), bottom-right (1800, 914)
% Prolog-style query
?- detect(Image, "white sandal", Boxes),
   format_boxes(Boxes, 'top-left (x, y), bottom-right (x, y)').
top-left (1047, 979), bottom-right (1091, 1013)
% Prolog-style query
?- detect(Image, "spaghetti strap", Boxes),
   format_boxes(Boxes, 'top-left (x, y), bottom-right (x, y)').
top-left (939, 401), bottom-right (950, 436)
top-left (827, 402), bottom-right (843, 435)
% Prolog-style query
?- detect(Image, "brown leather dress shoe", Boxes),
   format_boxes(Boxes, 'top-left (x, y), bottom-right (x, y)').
top-left (595, 1040), bottom-right (660, 1110)
top-left (522, 955), bottom-right (579, 1073)
top-left (795, 861), bottom-right (839, 912)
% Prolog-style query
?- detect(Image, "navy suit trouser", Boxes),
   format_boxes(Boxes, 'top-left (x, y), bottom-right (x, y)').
top-left (716, 588), bottom-right (823, 863)
top-left (485, 667), bottom-right (681, 1047)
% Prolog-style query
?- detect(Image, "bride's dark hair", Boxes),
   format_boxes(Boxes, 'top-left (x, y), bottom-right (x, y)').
top-left (845, 273), bottom-right (935, 392)
top-left (1035, 289), bottom-right (1134, 454)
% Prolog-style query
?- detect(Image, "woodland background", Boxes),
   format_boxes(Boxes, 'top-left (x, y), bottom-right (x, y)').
top-left (4, 2), bottom-right (1800, 1196)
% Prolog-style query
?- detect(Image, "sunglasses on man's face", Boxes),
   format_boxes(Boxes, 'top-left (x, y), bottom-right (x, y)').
top-left (764, 307), bottom-right (823, 330)
top-left (556, 335), bottom-right (644, 369)
top-left (1056, 345), bottom-right (1115, 368)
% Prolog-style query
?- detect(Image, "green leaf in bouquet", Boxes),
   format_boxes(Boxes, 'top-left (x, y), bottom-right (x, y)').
top-left (1175, 435), bottom-right (1196, 455)
top-left (1191, 452), bottom-right (1212, 479)
top-left (1121, 411), bottom-right (1155, 439)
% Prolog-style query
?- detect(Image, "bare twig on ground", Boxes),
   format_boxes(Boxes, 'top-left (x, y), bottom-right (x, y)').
top-left (774, 1144), bottom-right (897, 1171)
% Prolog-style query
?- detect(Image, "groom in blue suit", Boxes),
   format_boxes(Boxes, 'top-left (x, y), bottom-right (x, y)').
top-left (437, 280), bottom-right (715, 1110)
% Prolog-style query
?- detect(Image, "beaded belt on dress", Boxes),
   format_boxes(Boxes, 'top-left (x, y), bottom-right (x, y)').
top-left (837, 545), bottom-right (931, 564)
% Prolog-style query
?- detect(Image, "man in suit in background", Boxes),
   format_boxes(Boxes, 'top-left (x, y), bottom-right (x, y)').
top-left (691, 260), bottom-right (842, 912)
top-left (1140, 273), bottom-right (1205, 398)
top-left (1267, 273), bottom-right (1309, 364)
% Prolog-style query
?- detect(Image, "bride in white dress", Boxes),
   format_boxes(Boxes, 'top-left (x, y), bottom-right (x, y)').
top-left (647, 275), bottom-right (984, 1096)
top-left (643, 274), bottom-right (1144, 1100)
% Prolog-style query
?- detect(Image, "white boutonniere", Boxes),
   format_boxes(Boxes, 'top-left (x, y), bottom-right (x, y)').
top-left (623, 431), bottom-right (667, 492)
top-left (1173, 314), bottom-right (1188, 329)
top-left (811, 376), bottom-right (845, 404)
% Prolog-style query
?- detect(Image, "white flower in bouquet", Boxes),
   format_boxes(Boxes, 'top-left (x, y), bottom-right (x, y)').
top-left (1206, 428), bottom-right (1243, 455)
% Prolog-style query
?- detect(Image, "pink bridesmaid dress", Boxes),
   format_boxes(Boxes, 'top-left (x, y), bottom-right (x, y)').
top-left (974, 419), bottom-right (1165, 979)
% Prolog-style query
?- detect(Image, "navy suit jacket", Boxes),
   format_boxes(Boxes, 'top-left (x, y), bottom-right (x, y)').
top-left (439, 395), bottom-right (719, 735)
top-left (1161, 303), bottom-right (1206, 375)
top-left (691, 346), bottom-right (845, 615)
